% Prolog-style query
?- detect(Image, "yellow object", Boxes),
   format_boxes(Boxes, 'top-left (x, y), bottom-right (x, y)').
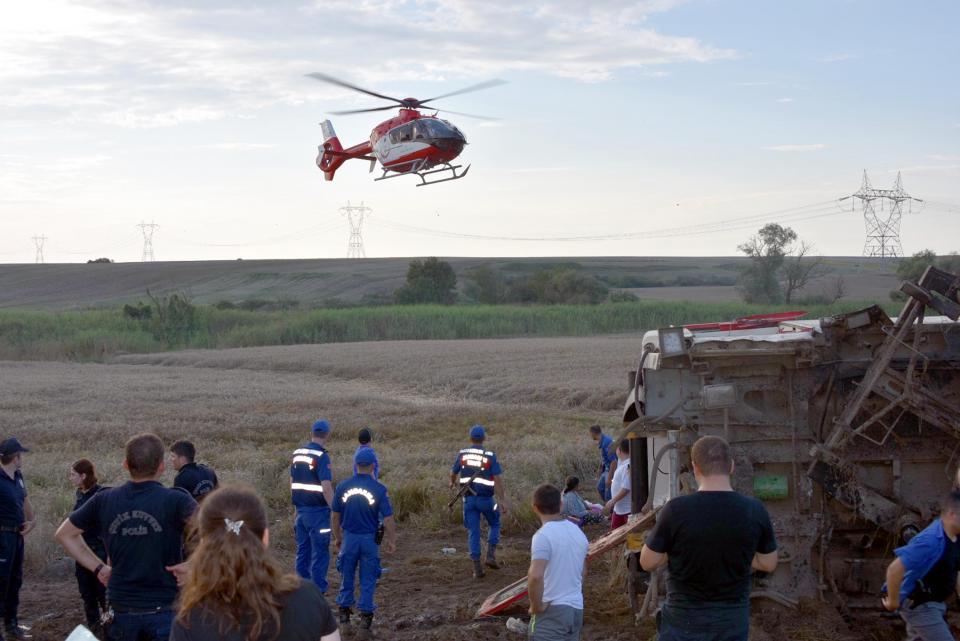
top-left (626, 532), bottom-right (645, 552)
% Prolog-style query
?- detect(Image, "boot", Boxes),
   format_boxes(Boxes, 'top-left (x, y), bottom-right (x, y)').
top-left (473, 558), bottom-right (485, 579)
top-left (485, 544), bottom-right (500, 570)
top-left (359, 611), bottom-right (374, 630)
top-left (339, 607), bottom-right (352, 626)
top-left (3, 622), bottom-right (29, 641)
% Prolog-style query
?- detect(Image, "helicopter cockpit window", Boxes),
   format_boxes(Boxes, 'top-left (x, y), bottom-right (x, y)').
top-left (390, 123), bottom-right (414, 144)
top-left (420, 119), bottom-right (452, 137)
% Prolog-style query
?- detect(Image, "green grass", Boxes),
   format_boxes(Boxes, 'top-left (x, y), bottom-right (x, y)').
top-left (0, 300), bottom-right (895, 361)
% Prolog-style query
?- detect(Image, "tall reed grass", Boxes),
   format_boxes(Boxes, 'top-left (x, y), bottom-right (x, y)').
top-left (0, 300), bottom-right (888, 361)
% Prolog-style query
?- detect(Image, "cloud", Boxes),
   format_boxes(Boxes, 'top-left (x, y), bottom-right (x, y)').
top-left (0, 0), bottom-right (735, 129)
top-left (764, 144), bottom-right (828, 152)
top-left (776, 97), bottom-right (795, 103)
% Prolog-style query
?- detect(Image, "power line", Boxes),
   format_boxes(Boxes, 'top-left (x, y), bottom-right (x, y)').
top-left (31, 234), bottom-right (47, 264)
top-left (341, 201), bottom-right (372, 258)
top-left (374, 199), bottom-right (844, 243)
top-left (839, 170), bottom-right (922, 258)
top-left (137, 221), bottom-right (159, 262)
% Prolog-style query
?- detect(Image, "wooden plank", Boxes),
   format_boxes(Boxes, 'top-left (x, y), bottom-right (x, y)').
top-left (475, 509), bottom-right (659, 618)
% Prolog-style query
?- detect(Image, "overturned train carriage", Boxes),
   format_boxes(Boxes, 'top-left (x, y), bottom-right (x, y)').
top-left (621, 266), bottom-right (960, 609)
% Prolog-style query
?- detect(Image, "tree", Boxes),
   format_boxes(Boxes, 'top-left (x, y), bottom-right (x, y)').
top-left (782, 241), bottom-right (826, 304)
top-left (737, 223), bottom-right (797, 304)
top-left (394, 257), bottom-right (458, 305)
top-left (897, 249), bottom-right (937, 282)
top-left (465, 266), bottom-right (506, 304)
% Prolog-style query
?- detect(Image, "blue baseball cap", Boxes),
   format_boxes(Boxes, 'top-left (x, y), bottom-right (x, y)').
top-left (469, 424), bottom-right (486, 440)
top-left (312, 419), bottom-right (331, 435)
top-left (0, 438), bottom-right (29, 456)
top-left (354, 448), bottom-right (377, 467)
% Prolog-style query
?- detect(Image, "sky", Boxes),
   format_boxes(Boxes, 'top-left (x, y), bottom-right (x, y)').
top-left (1, 0), bottom-right (958, 263)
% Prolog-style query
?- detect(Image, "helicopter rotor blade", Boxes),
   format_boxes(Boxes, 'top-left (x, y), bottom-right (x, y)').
top-left (329, 105), bottom-right (400, 116)
top-left (418, 79), bottom-right (507, 105)
top-left (305, 72), bottom-right (404, 105)
top-left (433, 108), bottom-right (500, 121)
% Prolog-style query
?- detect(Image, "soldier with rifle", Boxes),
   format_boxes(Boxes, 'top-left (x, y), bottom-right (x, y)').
top-left (449, 425), bottom-right (508, 579)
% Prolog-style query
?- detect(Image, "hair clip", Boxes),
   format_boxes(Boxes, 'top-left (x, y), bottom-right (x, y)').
top-left (224, 518), bottom-right (245, 536)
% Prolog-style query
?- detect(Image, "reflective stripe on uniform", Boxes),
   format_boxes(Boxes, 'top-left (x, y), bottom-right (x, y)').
top-left (291, 482), bottom-right (325, 492)
top-left (293, 448), bottom-right (323, 457)
top-left (459, 448), bottom-right (485, 456)
top-left (292, 455), bottom-right (316, 466)
top-left (460, 477), bottom-right (495, 487)
top-left (318, 528), bottom-right (332, 534)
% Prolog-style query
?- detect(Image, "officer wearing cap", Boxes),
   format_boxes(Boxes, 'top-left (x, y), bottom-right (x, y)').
top-left (0, 438), bottom-right (35, 641)
top-left (332, 448), bottom-right (396, 631)
top-left (450, 425), bottom-right (508, 579)
top-left (291, 419), bottom-right (335, 593)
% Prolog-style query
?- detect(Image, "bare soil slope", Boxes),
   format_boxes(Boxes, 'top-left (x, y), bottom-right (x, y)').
top-left (0, 256), bottom-right (898, 310)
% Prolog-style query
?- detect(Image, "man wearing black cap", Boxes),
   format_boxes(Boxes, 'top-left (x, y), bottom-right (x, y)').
top-left (0, 439), bottom-right (35, 641)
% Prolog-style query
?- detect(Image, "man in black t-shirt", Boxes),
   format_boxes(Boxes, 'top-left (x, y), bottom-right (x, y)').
top-left (56, 433), bottom-right (196, 641)
top-left (169, 440), bottom-right (218, 502)
top-left (640, 435), bottom-right (778, 641)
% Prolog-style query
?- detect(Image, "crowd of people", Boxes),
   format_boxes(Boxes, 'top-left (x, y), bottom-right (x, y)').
top-left (0, 424), bottom-right (958, 641)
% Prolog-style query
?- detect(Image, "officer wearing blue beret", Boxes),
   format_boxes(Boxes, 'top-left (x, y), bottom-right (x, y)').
top-left (450, 425), bottom-right (508, 579)
top-left (0, 439), bottom-right (35, 641)
top-left (290, 419), bottom-right (335, 594)
top-left (332, 447), bottom-right (396, 632)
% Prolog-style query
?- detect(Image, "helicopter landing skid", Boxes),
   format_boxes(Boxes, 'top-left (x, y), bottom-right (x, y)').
top-left (376, 161), bottom-right (470, 186)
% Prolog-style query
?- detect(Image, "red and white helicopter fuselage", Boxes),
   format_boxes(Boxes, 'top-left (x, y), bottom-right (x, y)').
top-left (317, 108), bottom-right (469, 186)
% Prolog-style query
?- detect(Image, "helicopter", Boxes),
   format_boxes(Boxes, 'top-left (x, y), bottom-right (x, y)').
top-left (307, 72), bottom-right (504, 187)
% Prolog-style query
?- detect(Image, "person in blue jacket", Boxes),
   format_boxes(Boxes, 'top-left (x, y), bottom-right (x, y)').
top-left (589, 425), bottom-right (617, 502)
top-left (290, 419), bottom-right (335, 594)
top-left (332, 448), bottom-right (396, 632)
top-left (450, 425), bottom-right (509, 579)
top-left (883, 490), bottom-right (960, 641)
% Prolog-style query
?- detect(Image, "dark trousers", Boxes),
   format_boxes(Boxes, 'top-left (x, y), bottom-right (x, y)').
top-left (0, 531), bottom-right (24, 626)
top-left (75, 562), bottom-right (106, 627)
top-left (105, 610), bottom-right (174, 641)
top-left (658, 603), bottom-right (750, 641)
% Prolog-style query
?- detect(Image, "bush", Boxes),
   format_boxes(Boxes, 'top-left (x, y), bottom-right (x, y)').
top-left (86, 257), bottom-right (113, 264)
top-left (213, 300), bottom-right (237, 310)
top-left (609, 290), bottom-right (639, 302)
top-left (147, 290), bottom-right (197, 347)
top-left (122, 302), bottom-right (152, 320)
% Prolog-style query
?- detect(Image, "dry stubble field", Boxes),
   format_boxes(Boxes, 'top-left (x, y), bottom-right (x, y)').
top-left (2, 336), bottom-right (857, 641)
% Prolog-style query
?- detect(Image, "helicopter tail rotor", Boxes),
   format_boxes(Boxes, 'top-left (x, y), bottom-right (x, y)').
top-left (316, 119), bottom-right (345, 181)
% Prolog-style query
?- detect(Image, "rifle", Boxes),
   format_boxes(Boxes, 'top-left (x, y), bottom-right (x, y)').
top-left (447, 469), bottom-right (480, 511)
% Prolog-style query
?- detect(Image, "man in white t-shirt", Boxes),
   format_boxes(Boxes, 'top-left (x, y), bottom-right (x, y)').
top-left (603, 439), bottom-right (631, 529)
top-left (527, 484), bottom-right (589, 641)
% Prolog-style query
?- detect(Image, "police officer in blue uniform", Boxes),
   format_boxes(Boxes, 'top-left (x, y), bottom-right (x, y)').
top-left (169, 440), bottom-right (218, 502)
top-left (332, 448), bottom-right (396, 631)
top-left (450, 425), bottom-right (508, 579)
top-left (291, 419), bottom-right (335, 594)
top-left (589, 425), bottom-right (617, 502)
top-left (0, 439), bottom-right (36, 641)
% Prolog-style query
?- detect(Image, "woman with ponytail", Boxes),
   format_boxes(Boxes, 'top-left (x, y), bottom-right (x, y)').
top-left (69, 459), bottom-right (107, 635)
top-left (561, 476), bottom-right (605, 526)
top-left (171, 485), bottom-right (340, 641)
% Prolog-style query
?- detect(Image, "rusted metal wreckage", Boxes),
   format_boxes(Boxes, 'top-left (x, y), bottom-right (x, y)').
top-left (478, 266), bottom-right (960, 619)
